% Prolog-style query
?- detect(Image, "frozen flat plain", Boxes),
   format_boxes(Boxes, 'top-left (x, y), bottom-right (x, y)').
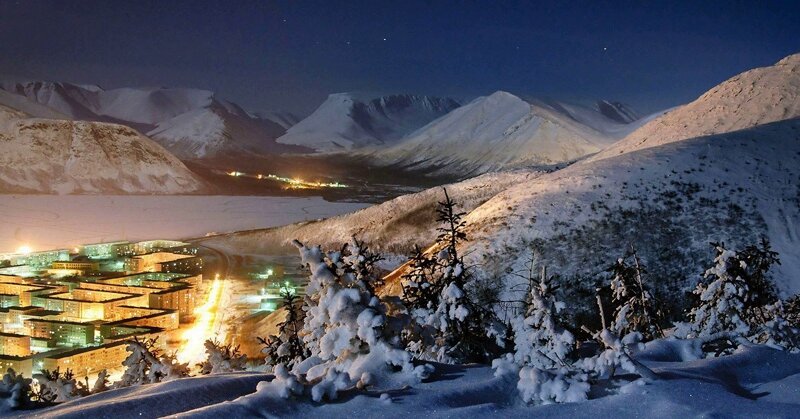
top-left (0, 195), bottom-right (371, 253)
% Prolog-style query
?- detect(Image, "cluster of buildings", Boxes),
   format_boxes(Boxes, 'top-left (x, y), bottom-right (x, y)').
top-left (0, 240), bottom-right (203, 378)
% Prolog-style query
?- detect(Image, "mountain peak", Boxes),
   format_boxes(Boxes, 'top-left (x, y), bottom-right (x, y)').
top-left (277, 93), bottom-right (460, 152)
top-left (590, 50), bottom-right (800, 161)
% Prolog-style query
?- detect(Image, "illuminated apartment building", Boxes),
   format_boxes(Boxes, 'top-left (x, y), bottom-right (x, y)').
top-left (32, 288), bottom-right (148, 321)
top-left (41, 328), bottom-right (167, 377)
top-left (124, 252), bottom-right (203, 275)
top-left (0, 332), bottom-right (31, 357)
top-left (131, 240), bottom-right (196, 256)
top-left (100, 308), bottom-right (179, 334)
top-left (0, 240), bottom-right (204, 378)
top-left (0, 294), bottom-right (19, 308)
top-left (25, 319), bottom-right (96, 347)
top-left (41, 341), bottom-right (128, 378)
top-left (47, 259), bottom-right (101, 277)
top-left (0, 249), bottom-right (70, 269)
top-left (0, 355), bottom-right (34, 377)
top-left (76, 241), bottom-right (133, 259)
top-left (0, 281), bottom-right (61, 306)
top-left (80, 272), bottom-right (201, 322)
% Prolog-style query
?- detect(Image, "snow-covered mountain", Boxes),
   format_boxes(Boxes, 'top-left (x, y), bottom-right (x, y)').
top-left (590, 53), bottom-right (800, 161)
top-left (203, 54), bottom-right (800, 319)
top-left (533, 98), bottom-right (647, 137)
top-left (0, 81), bottom-right (303, 158)
top-left (0, 103), bottom-right (205, 194)
top-left (276, 93), bottom-right (461, 152)
top-left (146, 100), bottom-right (306, 159)
top-left (251, 110), bottom-right (301, 130)
top-left (371, 91), bottom-right (648, 176)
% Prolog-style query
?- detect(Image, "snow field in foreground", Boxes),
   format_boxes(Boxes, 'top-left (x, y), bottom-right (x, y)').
top-left (18, 342), bottom-right (800, 418)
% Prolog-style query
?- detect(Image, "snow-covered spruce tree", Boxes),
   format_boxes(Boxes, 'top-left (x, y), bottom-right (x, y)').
top-left (342, 236), bottom-right (385, 294)
top-left (92, 370), bottom-right (110, 394)
top-left (750, 300), bottom-right (800, 352)
top-left (682, 240), bottom-right (781, 354)
top-left (260, 287), bottom-right (309, 370)
top-left (199, 339), bottom-right (248, 374)
top-left (513, 267), bottom-right (575, 370)
top-left (32, 367), bottom-right (78, 403)
top-left (154, 351), bottom-right (191, 381)
top-left (784, 294), bottom-right (800, 327)
top-left (401, 188), bottom-right (504, 364)
top-left (116, 336), bottom-right (189, 388)
top-left (493, 266), bottom-right (590, 404)
top-left (577, 294), bottom-right (658, 383)
top-left (75, 370), bottom-right (110, 396)
top-left (0, 368), bottom-right (32, 412)
top-left (259, 238), bottom-right (429, 402)
top-left (607, 247), bottom-right (664, 341)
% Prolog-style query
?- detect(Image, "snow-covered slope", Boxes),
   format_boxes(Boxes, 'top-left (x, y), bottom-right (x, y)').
top-left (0, 89), bottom-right (69, 120)
top-left (22, 345), bottom-right (800, 418)
top-left (198, 170), bottom-right (538, 256)
top-left (591, 53), bottom-right (800, 161)
top-left (0, 104), bottom-right (205, 194)
top-left (459, 118), bottom-right (800, 308)
top-left (252, 110), bottom-right (301, 130)
top-left (276, 93), bottom-right (460, 152)
top-left (534, 98), bottom-right (652, 138)
top-left (372, 92), bottom-right (630, 176)
top-left (0, 81), bottom-right (301, 158)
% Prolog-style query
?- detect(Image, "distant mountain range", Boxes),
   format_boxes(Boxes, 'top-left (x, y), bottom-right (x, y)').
top-left (0, 81), bottom-right (304, 159)
top-left (12, 53), bottom-right (795, 196)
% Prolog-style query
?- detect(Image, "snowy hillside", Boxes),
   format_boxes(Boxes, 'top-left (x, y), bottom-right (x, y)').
top-left (0, 81), bottom-right (301, 158)
top-left (462, 117), bottom-right (800, 300)
top-left (198, 169), bottom-right (538, 256)
top-left (371, 91), bottom-right (640, 176)
top-left (591, 53), bottom-right (800, 161)
top-left (276, 93), bottom-right (460, 151)
top-left (534, 98), bottom-right (653, 138)
top-left (0, 104), bottom-right (206, 194)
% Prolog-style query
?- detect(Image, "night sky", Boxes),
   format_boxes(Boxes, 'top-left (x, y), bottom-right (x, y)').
top-left (1, 0), bottom-right (799, 116)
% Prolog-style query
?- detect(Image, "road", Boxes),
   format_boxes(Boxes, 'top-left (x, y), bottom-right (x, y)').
top-left (174, 243), bottom-right (232, 364)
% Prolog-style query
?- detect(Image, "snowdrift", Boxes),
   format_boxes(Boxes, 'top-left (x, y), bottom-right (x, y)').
top-left (20, 344), bottom-right (800, 418)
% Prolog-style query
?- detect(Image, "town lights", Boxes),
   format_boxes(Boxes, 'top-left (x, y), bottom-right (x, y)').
top-left (177, 275), bottom-right (224, 364)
